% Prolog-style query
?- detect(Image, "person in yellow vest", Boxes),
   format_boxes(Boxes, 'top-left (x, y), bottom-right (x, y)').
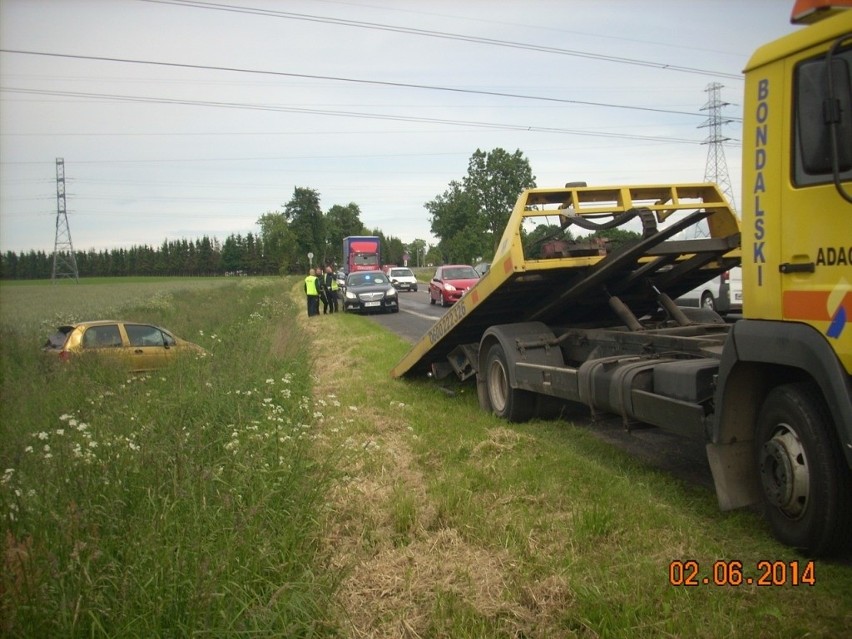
top-left (324, 265), bottom-right (339, 313)
top-left (304, 267), bottom-right (320, 317)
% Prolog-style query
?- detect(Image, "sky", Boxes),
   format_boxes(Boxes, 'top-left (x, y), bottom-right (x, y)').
top-left (0, 0), bottom-right (799, 255)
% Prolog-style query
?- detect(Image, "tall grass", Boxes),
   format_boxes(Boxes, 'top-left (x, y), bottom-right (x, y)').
top-left (0, 278), bottom-right (339, 637)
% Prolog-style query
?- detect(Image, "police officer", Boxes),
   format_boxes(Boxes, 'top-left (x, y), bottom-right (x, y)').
top-left (316, 267), bottom-right (330, 314)
top-left (324, 265), bottom-right (339, 313)
top-left (304, 268), bottom-right (320, 317)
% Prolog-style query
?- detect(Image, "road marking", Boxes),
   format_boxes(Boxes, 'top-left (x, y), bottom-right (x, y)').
top-left (400, 308), bottom-right (438, 321)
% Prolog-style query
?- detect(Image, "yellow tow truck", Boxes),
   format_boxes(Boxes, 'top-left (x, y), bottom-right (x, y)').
top-left (392, 0), bottom-right (852, 556)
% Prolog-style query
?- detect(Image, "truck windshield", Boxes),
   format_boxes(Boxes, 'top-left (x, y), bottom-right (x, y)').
top-left (354, 254), bottom-right (379, 267)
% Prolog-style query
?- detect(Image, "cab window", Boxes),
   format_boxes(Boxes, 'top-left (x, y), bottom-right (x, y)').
top-left (793, 45), bottom-right (852, 186)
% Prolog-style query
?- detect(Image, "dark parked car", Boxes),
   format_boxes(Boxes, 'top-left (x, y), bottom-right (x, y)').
top-left (429, 264), bottom-right (480, 307)
top-left (342, 271), bottom-right (399, 314)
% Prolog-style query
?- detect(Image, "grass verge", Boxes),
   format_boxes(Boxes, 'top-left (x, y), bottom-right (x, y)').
top-left (298, 286), bottom-right (852, 638)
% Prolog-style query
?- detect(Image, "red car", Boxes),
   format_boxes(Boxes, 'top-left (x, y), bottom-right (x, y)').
top-left (429, 264), bottom-right (480, 307)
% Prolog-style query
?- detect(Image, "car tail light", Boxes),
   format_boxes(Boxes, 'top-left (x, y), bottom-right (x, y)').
top-left (59, 350), bottom-right (70, 362)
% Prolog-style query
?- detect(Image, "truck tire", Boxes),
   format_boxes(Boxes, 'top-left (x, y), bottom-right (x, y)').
top-left (484, 343), bottom-right (535, 422)
top-left (756, 382), bottom-right (852, 556)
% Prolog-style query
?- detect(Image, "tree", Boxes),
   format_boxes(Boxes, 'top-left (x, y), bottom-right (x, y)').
top-left (425, 180), bottom-right (488, 263)
top-left (406, 239), bottom-right (428, 267)
top-left (424, 245), bottom-right (442, 267)
top-left (463, 148), bottom-right (536, 252)
top-left (284, 187), bottom-right (325, 270)
top-left (257, 211), bottom-right (296, 274)
top-left (384, 234), bottom-right (406, 266)
top-left (221, 235), bottom-right (244, 274)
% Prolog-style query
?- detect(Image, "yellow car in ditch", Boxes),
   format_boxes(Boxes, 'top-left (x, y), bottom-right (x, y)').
top-left (43, 320), bottom-right (207, 372)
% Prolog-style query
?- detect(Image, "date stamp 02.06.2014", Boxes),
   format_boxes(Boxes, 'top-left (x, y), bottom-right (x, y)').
top-left (668, 560), bottom-right (816, 587)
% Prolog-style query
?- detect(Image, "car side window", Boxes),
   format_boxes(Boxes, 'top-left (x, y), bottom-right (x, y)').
top-left (126, 324), bottom-right (166, 347)
top-left (82, 325), bottom-right (122, 349)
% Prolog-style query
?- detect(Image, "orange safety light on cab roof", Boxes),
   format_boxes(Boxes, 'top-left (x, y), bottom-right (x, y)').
top-left (791, 0), bottom-right (852, 23)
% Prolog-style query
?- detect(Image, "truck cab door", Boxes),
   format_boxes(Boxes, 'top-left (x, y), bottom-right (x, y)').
top-left (781, 37), bottom-right (852, 369)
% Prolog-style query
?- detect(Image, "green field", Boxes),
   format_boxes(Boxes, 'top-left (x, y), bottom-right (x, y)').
top-left (1, 277), bottom-right (850, 638)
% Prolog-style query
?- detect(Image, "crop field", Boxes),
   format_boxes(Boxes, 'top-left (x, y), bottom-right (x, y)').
top-left (1, 277), bottom-right (851, 638)
top-left (0, 277), bottom-right (232, 330)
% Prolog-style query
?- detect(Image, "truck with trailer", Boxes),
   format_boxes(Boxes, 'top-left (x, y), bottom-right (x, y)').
top-left (392, 1), bottom-right (852, 556)
top-left (342, 236), bottom-right (381, 275)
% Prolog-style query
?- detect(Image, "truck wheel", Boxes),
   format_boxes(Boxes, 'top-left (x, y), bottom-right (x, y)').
top-left (700, 292), bottom-right (716, 311)
top-left (756, 382), bottom-right (852, 556)
top-left (484, 343), bottom-right (535, 422)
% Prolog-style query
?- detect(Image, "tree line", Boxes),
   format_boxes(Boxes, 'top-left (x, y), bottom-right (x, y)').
top-left (1, 147), bottom-right (640, 280)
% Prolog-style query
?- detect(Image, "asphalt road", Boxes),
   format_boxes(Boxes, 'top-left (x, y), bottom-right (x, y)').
top-left (362, 287), bottom-right (715, 490)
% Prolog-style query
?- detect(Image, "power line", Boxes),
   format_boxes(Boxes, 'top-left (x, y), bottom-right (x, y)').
top-left (140, 0), bottom-right (742, 80)
top-left (0, 49), bottom-right (729, 120)
top-left (0, 86), bottom-right (708, 145)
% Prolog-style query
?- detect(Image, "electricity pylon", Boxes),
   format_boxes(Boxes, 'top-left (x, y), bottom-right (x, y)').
top-left (700, 82), bottom-right (737, 211)
top-left (51, 157), bottom-right (79, 282)
top-left (688, 83), bottom-right (737, 239)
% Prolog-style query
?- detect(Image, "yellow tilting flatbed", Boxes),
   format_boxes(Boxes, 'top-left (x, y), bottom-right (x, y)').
top-left (392, 183), bottom-right (740, 380)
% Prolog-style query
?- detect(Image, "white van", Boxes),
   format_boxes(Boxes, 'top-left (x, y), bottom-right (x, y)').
top-left (676, 266), bottom-right (742, 315)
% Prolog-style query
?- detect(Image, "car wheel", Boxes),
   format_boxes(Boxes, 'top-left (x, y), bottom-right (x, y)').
top-left (700, 292), bottom-right (716, 311)
top-left (756, 382), bottom-right (851, 556)
top-left (413, 285), bottom-right (418, 292)
top-left (484, 343), bottom-right (535, 423)
top-left (441, 296), bottom-right (450, 308)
